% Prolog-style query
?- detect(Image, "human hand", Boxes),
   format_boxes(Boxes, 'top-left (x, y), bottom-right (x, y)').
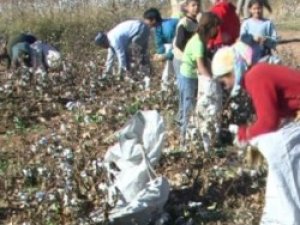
top-left (253, 36), bottom-right (266, 45)
top-left (233, 135), bottom-right (248, 149)
top-left (153, 54), bottom-right (166, 62)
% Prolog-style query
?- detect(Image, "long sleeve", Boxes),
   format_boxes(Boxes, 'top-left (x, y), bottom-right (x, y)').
top-left (240, 20), bottom-right (254, 45)
top-left (114, 45), bottom-right (127, 73)
top-left (175, 25), bottom-right (189, 52)
top-left (132, 24), bottom-right (150, 65)
top-left (238, 73), bottom-right (280, 141)
top-left (105, 47), bottom-right (115, 73)
top-left (264, 22), bottom-right (277, 49)
top-left (155, 26), bottom-right (166, 55)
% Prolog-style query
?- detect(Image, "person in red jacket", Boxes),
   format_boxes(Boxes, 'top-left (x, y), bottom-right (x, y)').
top-left (212, 46), bottom-right (300, 141)
top-left (209, 0), bottom-right (240, 54)
top-left (212, 45), bottom-right (300, 225)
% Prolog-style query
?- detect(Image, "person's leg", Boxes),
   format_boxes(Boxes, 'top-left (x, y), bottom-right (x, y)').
top-left (181, 76), bottom-right (198, 143)
top-left (243, 0), bottom-right (251, 18)
top-left (236, 0), bottom-right (245, 16)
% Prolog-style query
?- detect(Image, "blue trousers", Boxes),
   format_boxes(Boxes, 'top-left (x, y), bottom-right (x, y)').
top-left (178, 74), bottom-right (198, 138)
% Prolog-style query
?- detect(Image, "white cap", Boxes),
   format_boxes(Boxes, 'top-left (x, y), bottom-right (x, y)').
top-left (212, 46), bottom-right (235, 79)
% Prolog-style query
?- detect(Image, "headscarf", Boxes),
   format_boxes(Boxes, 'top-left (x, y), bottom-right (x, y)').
top-left (212, 41), bottom-right (253, 96)
top-left (231, 41), bottom-right (253, 96)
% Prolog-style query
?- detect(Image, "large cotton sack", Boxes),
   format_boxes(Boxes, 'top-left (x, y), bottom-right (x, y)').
top-left (96, 111), bottom-right (169, 225)
top-left (194, 75), bottom-right (222, 151)
top-left (250, 122), bottom-right (300, 225)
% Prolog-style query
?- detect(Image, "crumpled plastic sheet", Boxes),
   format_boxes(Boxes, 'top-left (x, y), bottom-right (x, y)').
top-left (93, 110), bottom-right (169, 225)
top-left (193, 75), bottom-right (222, 151)
top-left (250, 121), bottom-right (300, 225)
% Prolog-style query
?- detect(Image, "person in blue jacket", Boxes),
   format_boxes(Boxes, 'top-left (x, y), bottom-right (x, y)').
top-left (144, 8), bottom-right (178, 91)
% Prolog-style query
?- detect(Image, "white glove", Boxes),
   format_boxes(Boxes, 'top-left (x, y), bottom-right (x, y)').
top-left (228, 124), bottom-right (239, 134)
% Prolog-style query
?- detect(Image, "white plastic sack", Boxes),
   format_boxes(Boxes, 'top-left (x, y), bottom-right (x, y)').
top-left (194, 75), bottom-right (222, 151)
top-left (93, 177), bottom-right (169, 225)
top-left (250, 122), bottom-right (300, 225)
top-left (105, 110), bottom-right (165, 170)
top-left (100, 111), bottom-right (169, 225)
top-left (31, 41), bottom-right (61, 69)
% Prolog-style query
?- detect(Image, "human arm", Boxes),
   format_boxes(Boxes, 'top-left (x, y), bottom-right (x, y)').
top-left (196, 58), bottom-right (210, 77)
top-left (132, 24), bottom-right (150, 65)
top-left (114, 44), bottom-right (128, 75)
top-left (175, 25), bottom-right (190, 52)
top-left (263, 21), bottom-right (277, 50)
top-left (240, 20), bottom-right (255, 46)
top-left (104, 47), bottom-right (115, 74)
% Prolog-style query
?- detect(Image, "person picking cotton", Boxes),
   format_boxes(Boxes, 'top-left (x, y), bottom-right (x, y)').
top-left (0, 33), bottom-right (37, 70)
top-left (95, 20), bottom-right (150, 79)
top-left (212, 45), bottom-right (300, 225)
top-left (143, 8), bottom-right (178, 91)
top-left (178, 12), bottom-right (220, 148)
top-left (30, 40), bottom-right (62, 73)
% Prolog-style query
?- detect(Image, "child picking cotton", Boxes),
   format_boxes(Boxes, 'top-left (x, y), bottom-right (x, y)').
top-left (178, 12), bottom-right (220, 148)
top-left (173, 0), bottom-right (201, 76)
top-left (0, 33), bottom-right (37, 70)
top-left (173, 0), bottom-right (201, 124)
top-left (143, 8), bottom-right (178, 91)
top-left (30, 41), bottom-right (61, 74)
top-left (95, 20), bottom-right (150, 79)
top-left (240, 0), bottom-right (278, 63)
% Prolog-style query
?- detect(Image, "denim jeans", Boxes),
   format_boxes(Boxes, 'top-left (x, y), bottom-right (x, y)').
top-left (178, 74), bottom-right (198, 139)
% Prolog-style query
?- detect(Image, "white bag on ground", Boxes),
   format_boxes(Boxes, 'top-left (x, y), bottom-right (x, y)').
top-left (250, 122), bottom-right (300, 225)
top-left (194, 75), bottom-right (222, 151)
top-left (97, 110), bottom-right (169, 225)
top-left (31, 41), bottom-right (61, 69)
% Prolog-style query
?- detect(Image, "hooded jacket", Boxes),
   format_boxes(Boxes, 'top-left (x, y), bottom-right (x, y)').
top-left (209, 1), bottom-right (240, 50)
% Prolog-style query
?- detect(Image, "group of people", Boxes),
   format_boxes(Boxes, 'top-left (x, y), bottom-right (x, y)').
top-left (94, 0), bottom-right (278, 147)
top-left (0, 33), bottom-right (61, 74)
top-left (0, 0), bottom-right (299, 224)
top-left (95, 0), bottom-right (300, 224)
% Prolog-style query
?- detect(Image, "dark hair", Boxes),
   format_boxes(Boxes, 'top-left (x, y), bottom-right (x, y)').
top-left (197, 12), bottom-right (220, 41)
top-left (248, 0), bottom-right (272, 13)
top-left (143, 8), bottom-right (162, 23)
